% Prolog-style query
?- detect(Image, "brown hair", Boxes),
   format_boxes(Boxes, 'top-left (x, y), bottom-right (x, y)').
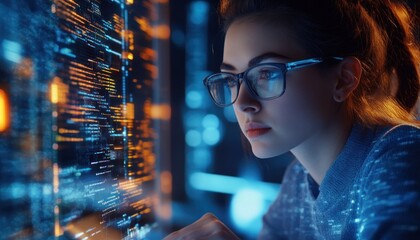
top-left (218, 0), bottom-right (420, 126)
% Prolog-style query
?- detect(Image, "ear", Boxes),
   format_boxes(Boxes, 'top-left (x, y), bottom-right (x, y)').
top-left (333, 57), bottom-right (362, 102)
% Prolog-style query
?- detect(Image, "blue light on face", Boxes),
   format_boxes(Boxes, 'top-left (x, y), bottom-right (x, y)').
top-left (223, 106), bottom-right (237, 122)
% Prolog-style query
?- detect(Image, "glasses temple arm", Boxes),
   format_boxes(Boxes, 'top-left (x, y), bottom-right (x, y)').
top-left (286, 57), bottom-right (344, 71)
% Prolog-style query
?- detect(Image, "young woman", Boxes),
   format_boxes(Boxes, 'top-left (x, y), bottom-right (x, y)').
top-left (165, 0), bottom-right (420, 239)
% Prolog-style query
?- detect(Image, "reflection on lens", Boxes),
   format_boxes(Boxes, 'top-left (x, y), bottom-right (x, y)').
top-left (208, 73), bottom-right (237, 106)
top-left (247, 65), bottom-right (283, 98)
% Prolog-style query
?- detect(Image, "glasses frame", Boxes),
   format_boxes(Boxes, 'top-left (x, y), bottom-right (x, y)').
top-left (203, 57), bottom-right (344, 107)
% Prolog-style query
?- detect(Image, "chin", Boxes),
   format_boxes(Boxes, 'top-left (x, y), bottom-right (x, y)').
top-left (252, 147), bottom-right (285, 159)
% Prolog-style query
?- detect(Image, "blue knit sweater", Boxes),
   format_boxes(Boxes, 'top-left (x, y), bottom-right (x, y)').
top-left (258, 123), bottom-right (420, 239)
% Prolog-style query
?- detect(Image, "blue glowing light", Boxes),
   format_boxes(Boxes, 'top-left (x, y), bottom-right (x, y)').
top-left (2, 39), bottom-right (22, 63)
top-left (230, 188), bottom-right (265, 235)
top-left (185, 130), bottom-right (202, 147)
top-left (202, 128), bottom-right (220, 145)
top-left (189, 172), bottom-right (280, 200)
top-left (202, 114), bottom-right (219, 128)
top-left (186, 90), bottom-right (203, 109)
top-left (201, 114), bottom-right (221, 145)
top-left (184, 112), bottom-right (204, 129)
top-left (59, 47), bottom-right (76, 58)
top-left (189, 1), bottom-right (208, 25)
top-left (190, 148), bottom-right (212, 170)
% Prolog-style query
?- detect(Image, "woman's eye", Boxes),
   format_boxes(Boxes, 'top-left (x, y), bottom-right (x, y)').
top-left (258, 70), bottom-right (278, 80)
top-left (259, 70), bottom-right (271, 79)
top-left (226, 78), bottom-right (237, 88)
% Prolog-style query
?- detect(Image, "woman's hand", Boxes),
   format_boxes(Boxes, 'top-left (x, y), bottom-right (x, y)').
top-left (163, 213), bottom-right (240, 240)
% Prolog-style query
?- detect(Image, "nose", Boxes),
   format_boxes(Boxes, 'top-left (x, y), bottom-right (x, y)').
top-left (234, 80), bottom-right (261, 113)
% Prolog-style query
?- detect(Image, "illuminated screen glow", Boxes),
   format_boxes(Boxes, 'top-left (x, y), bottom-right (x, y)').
top-left (0, 0), bottom-right (167, 239)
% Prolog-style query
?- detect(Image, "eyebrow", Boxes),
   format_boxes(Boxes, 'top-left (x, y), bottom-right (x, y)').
top-left (220, 52), bottom-right (288, 71)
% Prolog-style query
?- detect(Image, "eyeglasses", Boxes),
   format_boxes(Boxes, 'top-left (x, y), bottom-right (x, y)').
top-left (203, 57), bottom-right (343, 107)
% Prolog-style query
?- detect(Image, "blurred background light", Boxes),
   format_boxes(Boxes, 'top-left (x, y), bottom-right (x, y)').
top-left (189, 172), bottom-right (279, 200)
top-left (0, 89), bottom-right (10, 132)
top-left (186, 90), bottom-right (203, 109)
top-left (2, 39), bottom-right (22, 63)
top-left (189, 1), bottom-right (208, 25)
top-left (202, 128), bottom-right (220, 145)
top-left (230, 188), bottom-right (265, 235)
top-left (188, 149), bottom-right (212, 170)
top-left (202, 114), bottom-right (219, 128)
top-left (185, 130), bottom-right (202, 147)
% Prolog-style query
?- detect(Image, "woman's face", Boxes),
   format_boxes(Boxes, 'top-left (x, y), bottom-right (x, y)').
top-left (223, 18), bottom-right (340, 158)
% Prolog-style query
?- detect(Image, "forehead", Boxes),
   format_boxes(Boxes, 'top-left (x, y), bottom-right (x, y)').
top-left (223, 17), bottom-right (309, 68)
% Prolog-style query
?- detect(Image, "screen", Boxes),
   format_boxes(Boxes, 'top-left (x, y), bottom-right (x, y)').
top-left (0, 0), bottom-right (169, 239)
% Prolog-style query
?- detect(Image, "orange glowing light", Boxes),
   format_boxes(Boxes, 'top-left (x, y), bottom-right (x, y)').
top-left (135, 17), bottom-right (151, 35)
top-left (126, 0), bottom-right (134, 5)
top-left (51, 83), bottom-right (58, 104)
top-left (121, 30), bottom-right (134, 50)
top-left (145, 63), bottom-right (158, 79)
top-left (161, 171), bottom-right (172, 194)
top-left (150, 104), bottom-right (171, 120)
top-left (127, 52), bottom-right (134, 60)
top-left (126, 103), bottom-right (135, 120)
top-left (50, 77), bottom-right (68, 104)
top-left (153, 24), bottom-right (170, 40)
top-left (135, 17), bottom-right (170, 39)
top-left (140, 48), bottom-right (155, 61)
top-left (53, 163), bottom-right (59, 194)
top-left (159, 202), bottom-right (172, 220)
top-left (122, 51), bottom-right (134, 60)
top-left (54, 214), bottom-right (61, 237)
top-left (0, 89), bottom-right (10, 132)
top-left (15, 58), bottom-right (33, 79)
top-left (58, 128), bottom-right (80, 134)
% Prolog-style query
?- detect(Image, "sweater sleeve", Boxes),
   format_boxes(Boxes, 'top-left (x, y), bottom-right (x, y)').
top-left (358, 125), bottom-right (420, 239)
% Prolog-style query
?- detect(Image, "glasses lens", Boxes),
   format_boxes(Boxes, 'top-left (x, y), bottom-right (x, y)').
top-left (246, 65), bottom-right (284, 98)
top-left (206, 73), bottom-right (238, 106)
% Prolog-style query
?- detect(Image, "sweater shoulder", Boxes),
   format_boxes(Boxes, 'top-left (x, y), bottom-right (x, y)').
top-left (359, 124), bottom-right (420, 186)
top-left (355, 124), bottom-right (420, 239)
top-left (376, 124), bottom-right (420, 143)
top-left (366, 124), bottom-right (420, 159)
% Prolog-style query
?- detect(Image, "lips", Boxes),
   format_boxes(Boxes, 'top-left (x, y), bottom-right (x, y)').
top-left (245, 122), bottom-right (271, 138)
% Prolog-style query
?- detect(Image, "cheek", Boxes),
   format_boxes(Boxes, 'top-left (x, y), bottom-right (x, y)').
top-left (270, 74), bottom-right (336, 131)
top-left (286, 71), bottom-right (335, 115)
top-left (233, 106), bottom-right (246, 132)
